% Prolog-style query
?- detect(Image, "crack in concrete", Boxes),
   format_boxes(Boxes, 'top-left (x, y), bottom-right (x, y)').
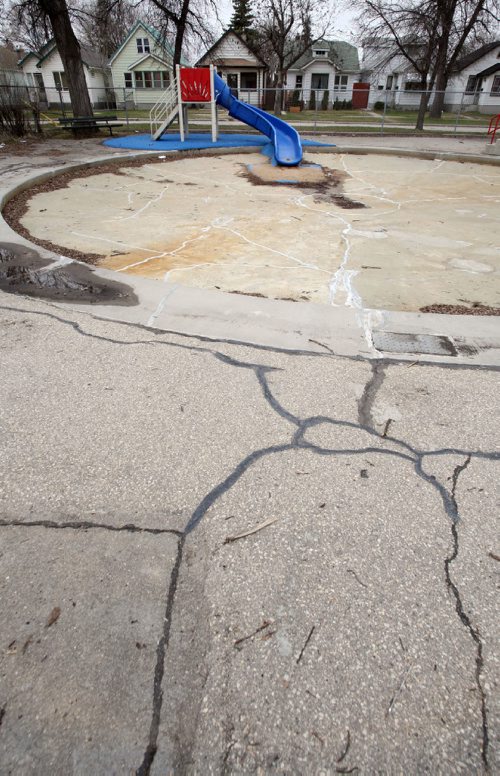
top-left (0, 518), bottom-right (182, 537)
top-left (444, 455), bottom-right (489, 771)
top-left (357, 360), bottom-right (386, 429)
top-left (0, 302), bottom-right (497, 773)
top-left (2, 300), bottom-right (500, 371)
top-left (136, 535), bottom-right (185, 776)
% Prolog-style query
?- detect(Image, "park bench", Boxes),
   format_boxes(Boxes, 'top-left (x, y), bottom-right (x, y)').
top-left (58, 115), bottom-right (123, 135)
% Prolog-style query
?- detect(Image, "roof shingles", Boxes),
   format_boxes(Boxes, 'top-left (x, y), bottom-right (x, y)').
top-left (289, 40), bottom-right (360, 72)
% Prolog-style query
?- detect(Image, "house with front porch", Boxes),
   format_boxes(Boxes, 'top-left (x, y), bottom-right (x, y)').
top-left (284, 40), bottom-right (361, 108)
top-left (446, 41), bottom-right (500, 113)
top-left (110, 20), bottom-right (179, 108)
top-left (196, 30), bottom-right (267, 105)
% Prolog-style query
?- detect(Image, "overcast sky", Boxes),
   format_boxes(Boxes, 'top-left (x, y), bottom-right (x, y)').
top-left (216, 0), bottom-right (358, 43)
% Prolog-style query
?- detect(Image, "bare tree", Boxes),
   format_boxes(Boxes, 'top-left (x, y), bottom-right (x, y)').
top-left (254, 0), bottom-right (331, 114)
top-left (76, 0), bottom-right (140, 58)
top-left (359, 0), bottom-right (439, 128)
top-left (145, 0), bottom-right (221, 64)
top-left (429, 0), bottom-right (499, 116)
top-left (1, 0), bottom-right (52, 51)
top-left (358, 0), bottom-right (499, 126)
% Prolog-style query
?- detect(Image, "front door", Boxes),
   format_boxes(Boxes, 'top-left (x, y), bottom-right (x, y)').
top-left (33, 72), bottom-right (47, 105)
top-left (226, 73), bottom-right (239, 98)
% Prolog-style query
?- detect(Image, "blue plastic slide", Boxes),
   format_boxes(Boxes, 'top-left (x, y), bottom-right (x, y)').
top-left (213, 73), bottom-right (302, 167)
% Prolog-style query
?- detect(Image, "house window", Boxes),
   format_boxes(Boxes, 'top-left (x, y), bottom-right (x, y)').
top-left (491, 75), bottom-right (500, 95)
top-left (404, 79), bottom-right (425, 91)
top-left (334, 75), bottom-right (348, 91)
top-left (311, 73), bottom-right (329, 90)
top-left (295, 74), bottom-right (303, 88)
top-left (53, 71), bottom-right (68, 90)
top-left (466, 75), bottom-right (477, 93)
top-left (241, 72), bottom-right (257, 89)
top-left (136, 37), bottom-right (150, 53)
top-left (124, 72), bottom-right (132, 88)
top-left (386, 75), bottom-right (393, 89)
top-left (134, 71), bottom-right (170, 89)
top-left (314, 50), bottom-right (327, 57)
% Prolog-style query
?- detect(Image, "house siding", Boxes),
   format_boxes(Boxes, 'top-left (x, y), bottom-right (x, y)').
top-left (285, 61), bottom-right (359, 106)
top-left (110, 23), bottom-right (174, 108)
top-left (446, 46), bottom-right (500, 112)
top-left (198, 32), bottom-right (265, 105)
top-left (20, 49), bottom-right (108, 107)
top-left (362, 41), bottom-right (500, 113)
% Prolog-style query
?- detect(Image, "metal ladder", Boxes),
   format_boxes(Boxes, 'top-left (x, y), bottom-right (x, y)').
top-left (149, 79), bottom-right (179, 140)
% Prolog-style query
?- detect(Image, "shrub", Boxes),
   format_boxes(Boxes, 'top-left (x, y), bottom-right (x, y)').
top-left (373, 100), bottom-right (385, 111)
top-left (308, 89), bottom-right (316, 111)
top-left (290, 89), bottom-right (301, 107)
top-left (321, 89), bottom-right (329, 111)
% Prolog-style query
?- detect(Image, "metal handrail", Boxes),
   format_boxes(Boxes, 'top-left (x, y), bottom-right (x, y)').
top-left (149, 79), bottom-right (178, 137)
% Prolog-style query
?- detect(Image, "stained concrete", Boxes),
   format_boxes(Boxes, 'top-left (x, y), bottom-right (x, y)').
top-left (15, 151), bottom-right (500, 312)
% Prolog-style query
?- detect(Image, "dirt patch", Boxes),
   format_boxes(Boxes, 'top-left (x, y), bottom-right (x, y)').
top-left (239, 163), bottom-right (367, 209)
top-left (420, 303), bottom-right (500, 315)
top-left (0, 242), bottom-right (138, 305)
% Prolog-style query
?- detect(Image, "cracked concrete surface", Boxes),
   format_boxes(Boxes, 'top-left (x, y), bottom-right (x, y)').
top-left (0, 294), bottom-right (498, 774)
top-left (14, 152), bottom-right (500, 312)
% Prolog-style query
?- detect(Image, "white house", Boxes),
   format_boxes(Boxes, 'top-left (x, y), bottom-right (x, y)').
top-left (361, 38), bottom-right (500, 113)
top-left (284, 40), bottom-right (361, 108)
top-left (361, 39), bottom-right (427, 108)
top-left (446, 41), bottom-right (500, 112)
top-left (19, 40), bottom-right (110, 108)
top-left (196, 30), bottom-right (267, 106)
top-left (110, 20), bottom-right (179, 108)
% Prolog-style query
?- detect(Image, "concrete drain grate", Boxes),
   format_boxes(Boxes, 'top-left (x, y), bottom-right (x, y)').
top-left (373, 331), bottom-right (458, 357)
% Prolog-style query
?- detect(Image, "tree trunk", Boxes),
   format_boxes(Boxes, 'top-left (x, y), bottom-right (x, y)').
top-left (429, 70), bottom-right (448, 118)
top-left (429, 35), bottom-right (449, 119)
top-left (174, 0), bottom-right (190, 65)
top-left (415, 89), bottom-right (431, 130)
top-left (39, 0), bottom-right (93, 119)
top-left (274, 65), bottom-right (285, 116)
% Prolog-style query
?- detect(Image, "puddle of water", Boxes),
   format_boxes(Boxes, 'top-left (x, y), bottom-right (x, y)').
top-left (0, 243), bottom-right (138, 305)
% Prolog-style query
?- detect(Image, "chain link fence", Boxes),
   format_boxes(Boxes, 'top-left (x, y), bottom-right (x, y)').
top-left (1, 81), bottom-right (499, 137)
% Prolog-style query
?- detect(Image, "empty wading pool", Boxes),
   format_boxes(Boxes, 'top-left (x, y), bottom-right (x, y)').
top-left (5, 151), bottom-right (500, 313)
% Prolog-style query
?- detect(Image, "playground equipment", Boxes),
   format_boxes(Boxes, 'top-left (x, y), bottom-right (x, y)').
top-left (149, 66), bottom-right (302, 167)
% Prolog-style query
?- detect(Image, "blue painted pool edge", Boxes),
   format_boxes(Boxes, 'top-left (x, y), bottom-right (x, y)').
top-left (103, 132), bottom-right (335, 155)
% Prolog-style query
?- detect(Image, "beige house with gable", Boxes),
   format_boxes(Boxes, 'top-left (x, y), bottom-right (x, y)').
top-left (110, 20), bottom-right (179, 108)
top-left (197, 30), bottom-right (267, 105)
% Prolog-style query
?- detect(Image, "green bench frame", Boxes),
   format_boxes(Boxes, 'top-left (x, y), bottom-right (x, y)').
top-left (58, 116), bottom-right (123, 136)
